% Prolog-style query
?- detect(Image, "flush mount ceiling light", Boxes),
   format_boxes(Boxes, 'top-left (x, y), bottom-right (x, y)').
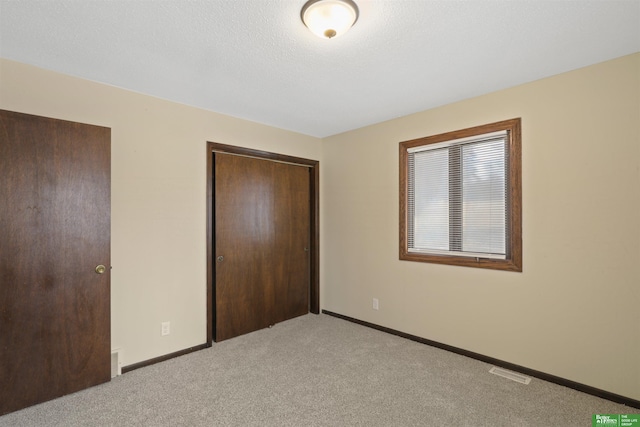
top-left (301, 0), bottom-right (359, 39)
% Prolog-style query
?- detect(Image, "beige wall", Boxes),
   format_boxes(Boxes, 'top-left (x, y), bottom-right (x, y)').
top-left (2, 53), bottom-right (638, 401)
top-left (322, 53), bottom-right (640, 400)
top-left (0, 58), bottom-right (322, 366)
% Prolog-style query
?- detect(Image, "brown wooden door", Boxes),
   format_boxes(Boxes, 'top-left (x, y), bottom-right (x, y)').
top-left (214, 153), bottom-right (309, 341)
top-left (0, 110), bottom-right (111, 415)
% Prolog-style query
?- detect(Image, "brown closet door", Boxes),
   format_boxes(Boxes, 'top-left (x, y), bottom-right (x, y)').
top-left (0, 110), bottom-right (111, 415)
top-left (214, 153), bottom-right (309, 341)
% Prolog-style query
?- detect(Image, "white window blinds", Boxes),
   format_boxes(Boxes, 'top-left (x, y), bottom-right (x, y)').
top-left (407, 131), bottom-right (509, 259)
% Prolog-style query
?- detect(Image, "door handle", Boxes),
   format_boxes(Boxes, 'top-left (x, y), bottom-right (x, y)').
top-left (217, 256), bottom-right (224, 263)
top-left (95, 265), bottom-right (106, 274)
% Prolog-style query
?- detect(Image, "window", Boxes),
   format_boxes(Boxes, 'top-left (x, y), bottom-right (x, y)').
top-left (399, 119), bottom-right (522, 271)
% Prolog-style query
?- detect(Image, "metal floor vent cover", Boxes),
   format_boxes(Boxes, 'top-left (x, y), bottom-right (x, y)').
top-left (489, 367), bottom-right (531, 385)
top-left (111, 349), bottom-right (123, 378)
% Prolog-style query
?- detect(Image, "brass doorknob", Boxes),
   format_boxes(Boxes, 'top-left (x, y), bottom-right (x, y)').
top-left (95, 265), bottom-right (106, 274)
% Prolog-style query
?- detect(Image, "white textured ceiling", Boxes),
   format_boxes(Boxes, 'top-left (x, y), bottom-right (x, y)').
top-left (1, 1), bottom-right (639, 138)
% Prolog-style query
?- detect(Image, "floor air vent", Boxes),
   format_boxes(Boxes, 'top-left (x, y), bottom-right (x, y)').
top-left (489, 367), bottom-right (531, 384)
top-left (111, 349), bottom-right (123, 378)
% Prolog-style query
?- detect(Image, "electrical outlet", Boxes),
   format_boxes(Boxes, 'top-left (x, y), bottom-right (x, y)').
top-left (161, 321), bottom-right (170, 336)
top-left (372, 298), bottom-right (379, 310)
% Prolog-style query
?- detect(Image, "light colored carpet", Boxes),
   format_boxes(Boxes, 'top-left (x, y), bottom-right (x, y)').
top-left (0, 314), bottom-right (633, 426)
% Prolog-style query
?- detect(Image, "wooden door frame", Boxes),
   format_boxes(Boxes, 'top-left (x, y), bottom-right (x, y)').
top-left (206, 142), bottom-right (320, 343)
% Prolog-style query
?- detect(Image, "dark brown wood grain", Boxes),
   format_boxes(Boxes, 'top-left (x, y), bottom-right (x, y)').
top-left (206, 143), bottom-right (319, 343)
top-left (308, 162), bottom-right (320, 315)
top-left (0, 110), bottom-right (111, 415)
top-left (213, 153), bottom-right (311, 341)
top-left (271, 161), bottom-right (310, 324)
top-left (215, 154), bottom-right (273, 340)
top-left (399, 118), bottom-right (522, 272)
top-left (207, 141), bottom-right (318, 168)
top-left (206, 150), bottom-right (214, 344)
top-left (121, 343), bottom-right (210, 374)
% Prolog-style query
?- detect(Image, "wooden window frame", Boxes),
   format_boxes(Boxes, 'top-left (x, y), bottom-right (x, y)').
top-left (399, 118), bottom-right (522, 272)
